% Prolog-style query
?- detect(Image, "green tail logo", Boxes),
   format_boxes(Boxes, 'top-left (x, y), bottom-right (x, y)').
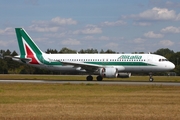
top-left (15, 28), bottom-right (43, 64)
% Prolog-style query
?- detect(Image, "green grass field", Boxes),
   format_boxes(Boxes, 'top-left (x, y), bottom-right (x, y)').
top-left (0, 83), bottom-right (180, 120)
top-left (0, 75), bottom-right (180, 119)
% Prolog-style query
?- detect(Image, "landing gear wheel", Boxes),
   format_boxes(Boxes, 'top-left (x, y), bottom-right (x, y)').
top-left (96, 76), bottom-right (103, 81)
top-left (149, 77), bottom-right (154, 82)
top-left (149, 73), bottom-right (154, 82)
top-left (86, 75), bottom-right (93, 81)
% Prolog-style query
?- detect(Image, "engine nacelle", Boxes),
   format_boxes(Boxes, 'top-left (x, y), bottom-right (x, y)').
top-left (99, 68), bottom-right (118, 78)
top-left (118, 73), bottom-right (131, 78)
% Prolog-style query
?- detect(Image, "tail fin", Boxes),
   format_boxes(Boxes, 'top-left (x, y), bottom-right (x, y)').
top-left (15, 28), bottom-right (43, 64)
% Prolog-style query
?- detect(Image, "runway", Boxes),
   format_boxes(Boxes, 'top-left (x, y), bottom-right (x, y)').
top-left (0, 80), bottom-right (180, 86)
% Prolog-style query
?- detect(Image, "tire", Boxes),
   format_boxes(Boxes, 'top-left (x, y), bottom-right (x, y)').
top-left (149, 78), bottom-right (154, 82)
top-left (96, 76), bottom-right (103, 81)
top-left (86, 75), bottom-right (93, 81)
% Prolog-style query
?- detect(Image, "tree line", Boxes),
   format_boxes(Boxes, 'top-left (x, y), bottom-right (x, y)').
top-left (46, 47), bottom-right (116, 54)
top-left (0, 48), bottom-right (179, 75)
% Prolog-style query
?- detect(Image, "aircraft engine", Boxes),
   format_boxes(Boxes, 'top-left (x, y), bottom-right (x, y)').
top-left (118, 73), bottom-right (131, 78)
top-left (99, 68), bottom-right (118, 78)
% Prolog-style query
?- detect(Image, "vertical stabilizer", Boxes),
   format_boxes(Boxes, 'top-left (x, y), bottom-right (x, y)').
top-left (15, 28), bottom-right (43, 64)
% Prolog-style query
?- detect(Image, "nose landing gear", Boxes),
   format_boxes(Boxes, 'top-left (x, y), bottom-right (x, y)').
top-left (149, 72), bottom-right (154, 82)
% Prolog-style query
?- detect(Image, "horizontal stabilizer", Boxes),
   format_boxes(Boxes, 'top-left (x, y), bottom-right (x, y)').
top-left (5, 55), bottom-right (31, 63)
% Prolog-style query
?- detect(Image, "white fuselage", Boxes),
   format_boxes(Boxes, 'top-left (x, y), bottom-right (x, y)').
top-left (19, 53), bottom-right (175, 73)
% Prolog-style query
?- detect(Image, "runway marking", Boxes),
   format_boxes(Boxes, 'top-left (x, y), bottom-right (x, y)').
top-left (0, 80), bottom-right (180, 86)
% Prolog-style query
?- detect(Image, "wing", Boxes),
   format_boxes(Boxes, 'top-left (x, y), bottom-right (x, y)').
top-left (47, 58), bottom-right (103, 72)
top-left (60, 61), bottom-right (103, 72)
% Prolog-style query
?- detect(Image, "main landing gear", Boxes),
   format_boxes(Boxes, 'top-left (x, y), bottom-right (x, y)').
top-left (149, 72), bottom-right (154, 82)
top-left (86, 75), bottom-right (93, 81)
top-left (86, 75), bottom-right (103, 81)
top-left (96, 75), bottom-right (103, 81)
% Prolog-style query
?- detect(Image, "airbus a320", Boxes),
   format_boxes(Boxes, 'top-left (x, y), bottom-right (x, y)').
top-left (7, 28), bottom-right (175, 82)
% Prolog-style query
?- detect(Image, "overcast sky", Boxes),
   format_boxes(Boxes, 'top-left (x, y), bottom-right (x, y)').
top-left (1, 0), bottom-right (180, 53)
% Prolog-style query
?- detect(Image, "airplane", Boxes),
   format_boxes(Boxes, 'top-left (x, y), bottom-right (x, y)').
top-left (7, 28), bottom-right (175, 82)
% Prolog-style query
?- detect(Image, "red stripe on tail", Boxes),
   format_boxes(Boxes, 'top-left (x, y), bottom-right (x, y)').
top-left (25, 44), bottom-right (39, 64)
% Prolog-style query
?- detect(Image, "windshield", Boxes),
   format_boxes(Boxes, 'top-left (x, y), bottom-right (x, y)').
top-left (159, 59), bottom-right (168, 62)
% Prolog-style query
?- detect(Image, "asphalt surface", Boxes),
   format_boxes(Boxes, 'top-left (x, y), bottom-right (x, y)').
top-left (0, 80), bottom-right (180, 86)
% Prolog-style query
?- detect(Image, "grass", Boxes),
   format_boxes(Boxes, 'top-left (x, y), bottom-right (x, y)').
top-left (0, 83), bottom-right (180, 119)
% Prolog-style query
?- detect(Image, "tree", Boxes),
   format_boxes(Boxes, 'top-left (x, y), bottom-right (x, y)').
top-left (154, 48), bottom-right (174, 60)
top-left (78, 49), bottom-right (85, 53)
top-left (4, 50), bottom-right (22, 74)
top-left (19, 65), bottom-right (36, 74)
top-left (11, 50), bottom-right (18, 56)
top-left (46, 49), bottom-right (58, 54)
top-left (174, 65), bottom-right (180, 76)
top-left (100, 49), bottom-right (105, 53)
top-left (79, 49), bottom-right (99, 54)
top-left (4, 49), bottom-right (11, 56)
top-left (0, 50), bottom-right (5, 59)
top-left (104, 49), bottom-right (116, 54)
top-left (59, 47), bottom-right (76, 53)
top-left (0, 59), bottom-right (8, 74)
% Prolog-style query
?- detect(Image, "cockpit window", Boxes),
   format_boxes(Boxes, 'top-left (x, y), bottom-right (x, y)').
top-left (159, 59), bottom-right (168, 62)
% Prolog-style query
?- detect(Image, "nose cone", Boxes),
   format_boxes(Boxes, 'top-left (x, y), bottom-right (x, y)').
top-left (169, 62), bottom-right (175, 70)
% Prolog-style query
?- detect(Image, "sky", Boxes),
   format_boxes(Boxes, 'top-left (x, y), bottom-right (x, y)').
top-left (1, 0), bottom-right (180, 54)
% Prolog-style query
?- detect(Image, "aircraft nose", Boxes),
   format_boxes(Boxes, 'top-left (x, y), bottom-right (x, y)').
top-left (169, 62), bottom-right (175, 70)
